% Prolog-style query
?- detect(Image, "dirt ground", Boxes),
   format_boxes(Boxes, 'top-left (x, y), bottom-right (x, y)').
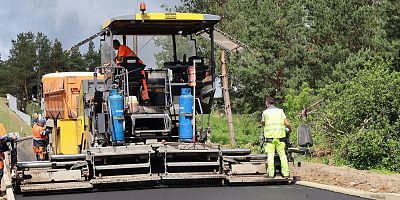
top-left (290, 162), bottom-right (400, 194)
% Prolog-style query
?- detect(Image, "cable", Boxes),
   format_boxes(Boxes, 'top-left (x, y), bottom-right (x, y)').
top-left (137, 35), bottom-right (156, 53)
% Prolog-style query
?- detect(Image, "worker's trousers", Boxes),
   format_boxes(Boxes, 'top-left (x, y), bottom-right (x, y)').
top-left (265, 138), bottom-right (290, 177)
top-left (33, 146), bottom-right (45, 161)
top-left (140, 70), bottom-right (150, 101)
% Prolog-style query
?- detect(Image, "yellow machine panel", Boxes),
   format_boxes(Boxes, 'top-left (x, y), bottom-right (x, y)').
top-left (55, 119), bottom-right (79, 154)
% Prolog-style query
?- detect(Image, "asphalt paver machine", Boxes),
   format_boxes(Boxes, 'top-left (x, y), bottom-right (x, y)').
top-left (11, 6), bottom-right (309, 193)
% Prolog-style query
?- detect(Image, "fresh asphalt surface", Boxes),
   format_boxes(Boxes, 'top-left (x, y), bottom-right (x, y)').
top-left (15, 140), bottom-right (368, 200)
top-left (16, 185), bottom-right (368, 200)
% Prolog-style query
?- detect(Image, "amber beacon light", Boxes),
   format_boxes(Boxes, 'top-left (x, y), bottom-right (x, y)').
top-left (140, 3), bottom-right (146, 13)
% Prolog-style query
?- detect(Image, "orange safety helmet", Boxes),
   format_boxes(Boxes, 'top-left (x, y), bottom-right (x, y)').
top-left (0, 123), bottom-right (7, 137)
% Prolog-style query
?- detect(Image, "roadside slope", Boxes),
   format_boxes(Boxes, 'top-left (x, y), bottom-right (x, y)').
top-left (0, 97), bottom-right (31, 136)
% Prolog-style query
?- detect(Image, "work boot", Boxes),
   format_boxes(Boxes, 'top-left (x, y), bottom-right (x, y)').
top-left (264, 174), bottom-right (274, 179)
top-left (282, 174), bottom-right (290, 179)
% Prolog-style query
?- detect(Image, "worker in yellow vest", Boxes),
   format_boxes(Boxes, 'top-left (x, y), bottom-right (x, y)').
top-left (261, 97), bottom-right (291, 178)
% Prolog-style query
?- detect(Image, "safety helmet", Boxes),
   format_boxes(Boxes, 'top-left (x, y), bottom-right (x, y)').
top-left (0, 123), bottom-right (7, 137)
top-left (38, 118), bottom-right (46, 125)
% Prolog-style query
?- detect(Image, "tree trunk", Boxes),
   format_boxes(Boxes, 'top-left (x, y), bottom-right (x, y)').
top-left (220, 48), bottom-right (235, 146)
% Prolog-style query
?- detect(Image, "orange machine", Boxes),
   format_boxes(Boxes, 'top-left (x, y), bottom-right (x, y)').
top-left (42, 72), bottom-right (99, 119)
top-left (42, 72), bottom-right (101, 154)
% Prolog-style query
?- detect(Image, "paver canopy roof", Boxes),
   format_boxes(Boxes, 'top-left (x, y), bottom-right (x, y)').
top-left (102, 13), bottom-right (220, 35)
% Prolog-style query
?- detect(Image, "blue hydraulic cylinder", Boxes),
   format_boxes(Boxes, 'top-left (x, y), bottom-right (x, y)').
top-left (109, 89), bottom-right (125, 145)
top-left (179, 88), bottom-right (193, 142)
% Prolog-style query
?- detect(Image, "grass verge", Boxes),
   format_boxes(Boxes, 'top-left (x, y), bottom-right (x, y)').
top-left (0, 97), bottom-right (31, 136)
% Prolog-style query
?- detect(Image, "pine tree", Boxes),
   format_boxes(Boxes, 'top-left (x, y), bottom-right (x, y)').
top-left (50, 39), bottom-right (67, 72)
top-left (83, 40), bottom-right (101, 71)
top-left (35, 32), bottom-right (52, 76)
top-left (7, 32), bottom-right (37, 110)
top-left (65, 48), bottom-right (84, 71)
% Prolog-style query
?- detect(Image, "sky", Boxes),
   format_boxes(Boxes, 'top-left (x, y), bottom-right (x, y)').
top-left (0, 0), bottom-right (180, 60)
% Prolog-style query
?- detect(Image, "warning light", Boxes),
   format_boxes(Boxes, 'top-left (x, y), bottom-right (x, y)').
top-left (140, 3), bottom-right (146, 13)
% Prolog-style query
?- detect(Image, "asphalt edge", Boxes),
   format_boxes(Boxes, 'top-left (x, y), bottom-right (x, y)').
top-left (4, 153), bottom-right (15, 200)
top-left (15, 136), bottom-right (32, 142)
top-left (296, 181), bottom-right (400, 200)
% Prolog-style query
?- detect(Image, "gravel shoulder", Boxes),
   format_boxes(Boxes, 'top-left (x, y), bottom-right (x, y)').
top-left (291, 162), bottom-right (400, 194)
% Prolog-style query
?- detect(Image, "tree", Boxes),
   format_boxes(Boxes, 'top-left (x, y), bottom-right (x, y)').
top-left (303, 0), bottom-right (394, 86)
top-left (35, 32), bottom-right (52, 75)
top-left (0, 54), bottom-right (12, 96)
top-left (6, 32), bottom-right (37, 110)
top-left (176, 0), bottom-right (400, 166)
top-left (83, 40), bottom-right (101, 71)
top-left (175, 0), bottom-right (398, 111)
top-left (154, 36), bottom-right (198, 68)
top-left (65, 48), bottom-right (84, 71)
top-left (318, 58), bottom-right (400, 171)
top-left (50, 39), bottom-right (67, 72)
top-left (383, 0), bottom-right (400, 40)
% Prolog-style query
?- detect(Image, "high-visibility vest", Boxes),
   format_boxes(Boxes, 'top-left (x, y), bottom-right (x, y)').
top-left (0, 152), bottom-right (4, 170)
top-left (32, 124), bottom-right (46, 140)
top-left (262, 106), bottom-right (286, 139)
top-left (0, 123), bottom-right (6, 137)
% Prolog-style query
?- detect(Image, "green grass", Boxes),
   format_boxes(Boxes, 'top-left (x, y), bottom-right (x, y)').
top-left (209, 111), bottom-right (261, 152)
top-left (0, 97), bottom-right (31, 136)
top-left (368, 168), bottom-right (400, 174)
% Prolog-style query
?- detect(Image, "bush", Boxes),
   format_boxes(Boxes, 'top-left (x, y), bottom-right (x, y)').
top-left (283, 82), bottom-right (324, 148)
top-left (318, 57), bottom-right (400, 171)
top-left (26, 101), bottom-right (41, 116)
top-left (345, 130), bottom-right (385, 170)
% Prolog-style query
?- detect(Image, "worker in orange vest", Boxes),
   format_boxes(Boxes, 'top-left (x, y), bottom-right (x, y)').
top-left (0, 123), bottom-right (16, 190)
top-left (112, 39), bottom-right (150, 104)
top-left (32, 118), bottom-right (49, 161)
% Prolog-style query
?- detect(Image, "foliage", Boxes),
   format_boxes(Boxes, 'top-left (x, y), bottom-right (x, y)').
top-left (6, 32), bottom-right (37, 111)
top-left (35, 32), bottom-right (53, 75)
top-left (83, 40), bottom-right (101, 71)
top-left (65, 48), bottom-right (84, 71)
top-left (154, 35), bottom-right (206, 69)
top-left (26, 101), bottom-right (41, 117)
top-left (49, 39), bottom-right (67, 72)
top-left (283, 82), bottom-right (324, 145)
top-left (0, 32), bottom-right (98, 110)
top-left (319, 58), bottom-right (400, 171)
top-left (176, 0), bottom-right (400, 172)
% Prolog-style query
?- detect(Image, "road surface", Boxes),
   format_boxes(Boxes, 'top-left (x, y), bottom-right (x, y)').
top-left (15, 139), bottom-right (368, 200)
top-left (16, 185), bottom-right (368, 200)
